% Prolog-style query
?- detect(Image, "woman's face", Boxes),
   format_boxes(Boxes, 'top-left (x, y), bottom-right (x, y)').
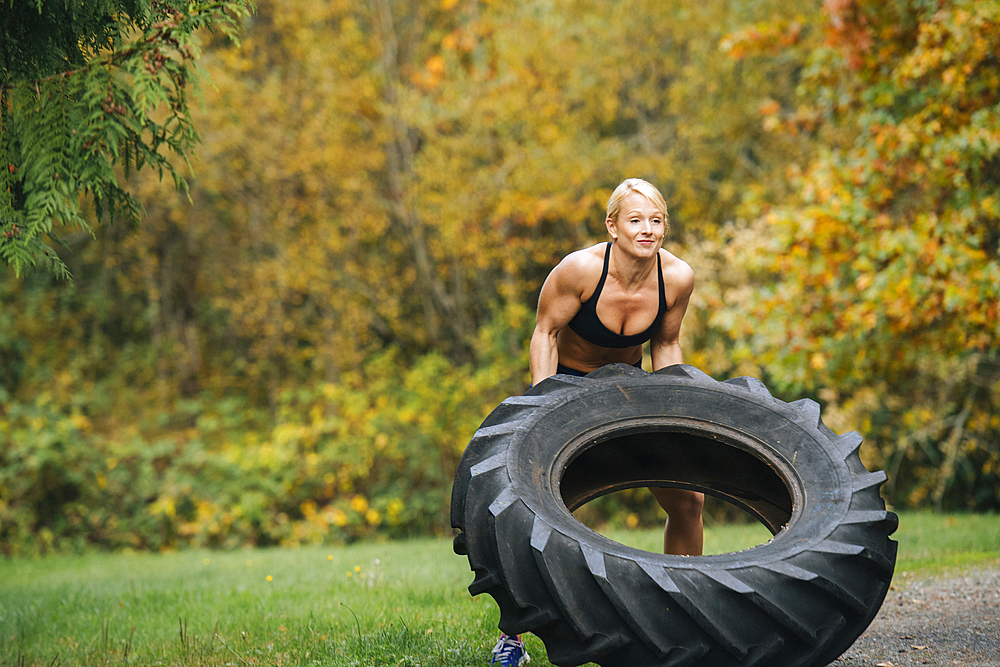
top-left (607, 191), bottom-right (665, 258)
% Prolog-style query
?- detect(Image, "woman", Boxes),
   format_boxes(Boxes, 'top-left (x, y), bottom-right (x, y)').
top-left (490, 178), bottom-right (703, 666)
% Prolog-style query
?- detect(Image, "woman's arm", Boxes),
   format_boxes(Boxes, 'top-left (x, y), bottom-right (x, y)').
top-left (529, 255), bottom-right (590, 385)
top-left (529, 320), bottom-right (561, 386)
top-left (650, 254), bottom-right (694, 371)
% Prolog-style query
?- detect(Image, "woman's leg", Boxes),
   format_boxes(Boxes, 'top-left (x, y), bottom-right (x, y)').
top-left (650, 488), bottom-right (704, 555)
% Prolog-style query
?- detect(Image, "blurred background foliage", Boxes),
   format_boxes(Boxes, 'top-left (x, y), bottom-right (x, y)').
top-left (1, 0), bottom-right (998, 555)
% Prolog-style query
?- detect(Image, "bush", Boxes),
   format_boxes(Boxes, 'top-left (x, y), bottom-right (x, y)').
top-left (0, 348), bottom-right (521, 554)
top-left (0, 396), bottom-right (175, 555)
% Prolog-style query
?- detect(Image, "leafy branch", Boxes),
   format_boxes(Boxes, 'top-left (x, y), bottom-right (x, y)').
top-left (0, 0), bottom-right (254, 279)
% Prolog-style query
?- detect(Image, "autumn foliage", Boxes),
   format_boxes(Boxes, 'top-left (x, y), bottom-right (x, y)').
top-left (1, 0), bottom-right (997, 555)
top-left (719, 0), bottom-right (1000, 509)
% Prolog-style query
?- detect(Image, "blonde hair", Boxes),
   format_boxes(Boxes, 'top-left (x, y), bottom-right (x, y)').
top-left (606, 178), bottom-right (669, 234)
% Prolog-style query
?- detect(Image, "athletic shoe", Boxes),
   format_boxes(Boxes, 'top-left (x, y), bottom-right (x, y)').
top-left (490, 633), bottom-right (530, 666)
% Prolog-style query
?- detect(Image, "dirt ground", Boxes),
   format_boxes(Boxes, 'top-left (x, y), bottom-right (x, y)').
top-left (833, 563), bottom-right (1000, 667)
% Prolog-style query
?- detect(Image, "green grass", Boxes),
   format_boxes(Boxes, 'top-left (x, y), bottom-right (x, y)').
top-left (887, 511), bottom-right (1000, 574)
top-left (0, 512), bottom-right (996, 666)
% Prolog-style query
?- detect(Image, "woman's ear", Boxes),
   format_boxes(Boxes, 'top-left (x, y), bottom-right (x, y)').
top-left (605, 216), bottom-right (618, 240)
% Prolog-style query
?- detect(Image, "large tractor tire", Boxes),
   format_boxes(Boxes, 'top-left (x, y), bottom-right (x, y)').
top-left (451, 364), bottom-right (898, 667)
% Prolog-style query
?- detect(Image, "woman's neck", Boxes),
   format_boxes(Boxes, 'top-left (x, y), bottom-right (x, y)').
top-left (608, 242), bottom-right (658, 288)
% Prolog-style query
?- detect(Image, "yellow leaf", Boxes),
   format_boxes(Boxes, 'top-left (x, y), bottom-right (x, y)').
top-left (810, 353), bottom-right (827, 370)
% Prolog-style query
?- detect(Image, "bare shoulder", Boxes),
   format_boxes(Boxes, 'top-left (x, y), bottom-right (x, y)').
top-left (537, 243), bottom-right (607, 322)
top-left (549, 243), bottom-right (606, 291)
top-left (658, 249), bottom-right (694, 292)
top-left (558, 243), bottom-right (606, 273)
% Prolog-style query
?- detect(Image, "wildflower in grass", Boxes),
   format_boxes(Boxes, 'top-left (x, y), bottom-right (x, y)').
top-left (327, 554), bottom-right (333, 561)
top-left (266, 575), bottom-right (273, 582)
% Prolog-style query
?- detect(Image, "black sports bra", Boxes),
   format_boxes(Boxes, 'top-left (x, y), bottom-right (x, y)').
top-left (567, 242), bottom-right (667, 349)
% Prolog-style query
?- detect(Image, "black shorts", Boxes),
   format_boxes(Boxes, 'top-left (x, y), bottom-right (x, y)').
top-left (556, 360), bottom-right (642, 377)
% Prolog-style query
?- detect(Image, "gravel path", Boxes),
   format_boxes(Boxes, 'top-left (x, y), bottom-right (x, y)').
top-left (834, 563), bottom-right (1000, 667)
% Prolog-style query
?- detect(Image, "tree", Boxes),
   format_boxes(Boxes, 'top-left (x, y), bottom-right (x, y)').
top-left (722, 0), bottom-right (1000, 509)
top-left (0, 0), bottom-right (851, 552)
top-left (0, 0), bottom-right (253, 278)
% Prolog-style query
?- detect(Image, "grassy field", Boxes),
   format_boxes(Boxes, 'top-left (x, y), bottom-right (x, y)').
top-left (1, 512), bottom-right (997, 667)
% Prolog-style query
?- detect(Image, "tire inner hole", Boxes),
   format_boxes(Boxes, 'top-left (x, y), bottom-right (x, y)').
top-left (560, 429), bottom-right (794, 554)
